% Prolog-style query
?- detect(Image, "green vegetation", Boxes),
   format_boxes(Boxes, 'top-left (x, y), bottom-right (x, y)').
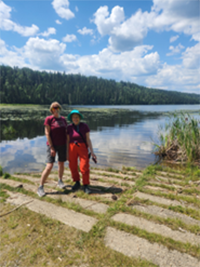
top-left (1, 65), bottom-right (199, 104)
top-left (3, 173), bottom-right (11, 179)
top-left (0, 164), bottom-right (200, 266)
top-left (0, 166), bottom-right (3, 176)
top-left (154, 113), bottom-right (200, 165)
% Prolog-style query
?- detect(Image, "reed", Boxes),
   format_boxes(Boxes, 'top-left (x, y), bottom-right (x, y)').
top-left (154, 112), bottom-right (200, 165)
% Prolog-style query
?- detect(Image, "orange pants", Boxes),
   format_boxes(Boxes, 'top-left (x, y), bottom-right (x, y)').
top-left (69, 142), bottom-right (90, 185)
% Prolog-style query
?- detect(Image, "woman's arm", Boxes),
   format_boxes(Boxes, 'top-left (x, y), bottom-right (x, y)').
top-left (45, 125), bottom-right (55, 157)
top-left (86, 132), bottom-right (97, 161)
top-left (66, 134), bottom-right (70, 161)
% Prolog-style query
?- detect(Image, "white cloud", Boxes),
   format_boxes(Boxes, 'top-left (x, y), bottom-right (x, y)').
top-left (93, 1), bottom-right (199, 52)
top-left (192, 32), bottom-right (200, 42)
top-left (182, 43), bottom-right (200, 69)
top-left (62, 34), bottom-right (77, 42)
top-left (93, 6), bottom-right (125, 36)
top-left (52, 0), bottom-right (75, 20)
top-left (75, 6), bottom-right (78, 12)
top-left (0, 39), bottom-right (27, 67)
top-left (167, 43), bottom-right (184, 56)
top-left (0, 1), bottom-right (39, 36)
top-left (151, 0), bottom-right (199, 36)
top-left (108, 9), bottom-right (150, 52)
top-left (145, 62), bottom-right (200, 93)
top-left (39, 27), bottom-right (56, 37)
top-left (93, 6), bottom-right (151, 52)
top-left (55, 19), bottom-right (62, 24)
top-left (77, 27), bottom-right (93, 35)
top-left (60, 45), bottom-right (160, 81)
top-left (170, 35), bottom-right (179, 43)
top-left (23, 37), bottom-right (66, 70)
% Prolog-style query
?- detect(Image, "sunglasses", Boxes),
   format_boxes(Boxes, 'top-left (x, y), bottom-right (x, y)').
top-left (52, 107), bottom-right (60, 110)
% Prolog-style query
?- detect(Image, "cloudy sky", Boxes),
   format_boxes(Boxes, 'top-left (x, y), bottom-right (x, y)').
top-left (0, 0), bottom-right (199, 93)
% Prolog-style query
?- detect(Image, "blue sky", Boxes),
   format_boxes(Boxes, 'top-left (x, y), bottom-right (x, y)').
top-left (0, 0), bottom-right (199, 94)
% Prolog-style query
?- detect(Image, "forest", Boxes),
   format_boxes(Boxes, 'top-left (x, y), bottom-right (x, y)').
top-left (0, 65), bottom-right (199, 105)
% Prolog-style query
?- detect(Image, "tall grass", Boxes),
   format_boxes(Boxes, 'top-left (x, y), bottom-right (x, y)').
top-left (154, 112), bottom-right (200, 164)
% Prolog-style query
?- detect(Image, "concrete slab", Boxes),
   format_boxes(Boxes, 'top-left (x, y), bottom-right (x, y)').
top-left (104, 227), bottom-right (200, 267)
top-left (112, 213), bottom-right (200, 246)
top-left (0, 178), bottom-right (109, 214)
top-left (133, 204), bottom-right (200, 226)
top-left (6, 192), bottom-right (97, 232)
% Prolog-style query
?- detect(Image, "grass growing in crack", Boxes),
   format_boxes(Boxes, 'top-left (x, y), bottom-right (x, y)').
top-left (141, 187), bottom-right (200, 208)
top-left (6, 175), bottom-right (35, 185)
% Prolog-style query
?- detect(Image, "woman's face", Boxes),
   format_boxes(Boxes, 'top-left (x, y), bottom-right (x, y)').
top-left (52, 106), bottom-right (60, 117)
top-left (72, 114), bottom-right (80, 125)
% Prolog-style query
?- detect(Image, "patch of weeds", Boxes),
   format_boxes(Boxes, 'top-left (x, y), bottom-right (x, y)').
top-left (0, 165), bottom-right (3, 176)
top-left (193, 169), bottom-right (200, 177)
top-left (7, 217), bottom-right (19, 229)
top-left (3, 172), bottom-right (11, 179)
top-left (135, 175), bottom-right (149, 190)
top-left (143, 165), bottom-right (157, 176)
top-left (0, 190), bottom-right (9, 202)
top-left (148, 182), bottom-right (176, 192)
top-left (106, 167), bottom-right (119, 173)
top-left (122, 166), bottom-right (136, 171)
top-left (152, 164), bottom-right (164, 171)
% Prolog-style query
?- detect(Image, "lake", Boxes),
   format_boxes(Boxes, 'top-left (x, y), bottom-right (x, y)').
top-left (0, 105), bottom-right (199, 174)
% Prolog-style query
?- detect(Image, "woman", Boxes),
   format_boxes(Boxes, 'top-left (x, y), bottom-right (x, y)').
top-left (67, 110), bottom-right (97, 194)
top-left (37, 102), bottom-right (67, 197)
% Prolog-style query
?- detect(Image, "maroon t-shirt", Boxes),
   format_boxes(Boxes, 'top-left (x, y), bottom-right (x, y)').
top-left (44, 115), bottom-right (67, 146)
top-left (67, 122), bottom-right (90, 144)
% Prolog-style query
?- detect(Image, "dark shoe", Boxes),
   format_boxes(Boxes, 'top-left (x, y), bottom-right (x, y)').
top-left (83, 185), bottom-right (91, 194)
top-left (72, 181), bottom-right (80, 191)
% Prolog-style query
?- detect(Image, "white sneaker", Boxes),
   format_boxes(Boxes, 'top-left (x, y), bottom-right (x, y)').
top-left (57, 180), bottom-right (65, 189)
top-left (37, 186), bottom-right (46, 197)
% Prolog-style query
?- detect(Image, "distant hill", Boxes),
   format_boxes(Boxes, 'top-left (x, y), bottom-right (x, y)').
top-left (0, 65), bottom-right (199, 105)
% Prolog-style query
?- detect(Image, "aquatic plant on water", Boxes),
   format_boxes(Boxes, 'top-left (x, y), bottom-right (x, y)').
top-left (154, 112), bottom-right (200, 166)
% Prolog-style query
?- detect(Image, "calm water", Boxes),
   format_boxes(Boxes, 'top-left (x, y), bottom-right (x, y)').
top-left (0, 105), bottom-right (199, 174)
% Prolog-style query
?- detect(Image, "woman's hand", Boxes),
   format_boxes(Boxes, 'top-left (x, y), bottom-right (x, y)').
top-left (91, 153), bottom-right (97, 163)
top-left (50, 147), bottom-right (56, 157)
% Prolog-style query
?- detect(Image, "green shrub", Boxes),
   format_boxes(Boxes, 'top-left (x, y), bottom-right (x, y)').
top-left (3, 173), bottom-right (11, 179)
top-left (0, 166), bottom-right (3, 176)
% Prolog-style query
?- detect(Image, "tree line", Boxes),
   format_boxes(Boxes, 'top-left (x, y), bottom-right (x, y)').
top-left (0, 65), bottom-right (199, 105)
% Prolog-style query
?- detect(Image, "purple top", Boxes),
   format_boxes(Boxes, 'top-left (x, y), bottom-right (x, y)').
top-left (44, 115), bottom-right (67, 146)
top-left (67, 122), bottom-right (90, 144)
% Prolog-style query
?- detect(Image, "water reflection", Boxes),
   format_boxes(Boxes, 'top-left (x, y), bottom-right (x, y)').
top-left (0, 105), bottom-right (199, 174)
top-left (0, 111), bottom-right (163, 173)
